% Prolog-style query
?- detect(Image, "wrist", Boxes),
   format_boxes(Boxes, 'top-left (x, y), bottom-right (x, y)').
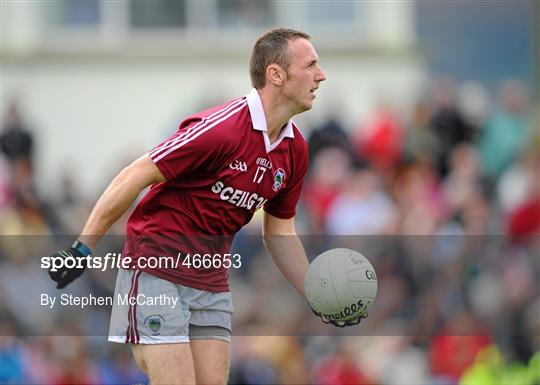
top-left (72, 240), bottom-right (92, 257)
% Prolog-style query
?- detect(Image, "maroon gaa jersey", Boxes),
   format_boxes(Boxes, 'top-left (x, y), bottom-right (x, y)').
top-left (122, 89), bottom-right (309, 291)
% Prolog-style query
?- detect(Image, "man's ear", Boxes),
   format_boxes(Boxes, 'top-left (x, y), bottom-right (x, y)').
top-left (266, 64), bottom-right (286, 86)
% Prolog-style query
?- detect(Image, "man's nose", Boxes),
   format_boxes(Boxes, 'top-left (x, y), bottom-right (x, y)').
top-left (316, 67), bottom-right (327, 82)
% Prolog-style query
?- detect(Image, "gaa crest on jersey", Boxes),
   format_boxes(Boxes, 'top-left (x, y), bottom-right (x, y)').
top-left (229, 159), bottom-right (248, 172)
top-left (272, 168), bottom-right (286, 192)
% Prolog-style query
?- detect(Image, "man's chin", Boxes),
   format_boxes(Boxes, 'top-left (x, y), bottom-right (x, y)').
top-left (302, 100), bottom-right (314, 111)
top-left (292, 99), bottom-right (313, 115)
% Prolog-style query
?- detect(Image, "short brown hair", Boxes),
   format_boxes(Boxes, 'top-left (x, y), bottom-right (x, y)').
top-left (250, 28), bottom-right (311, 89)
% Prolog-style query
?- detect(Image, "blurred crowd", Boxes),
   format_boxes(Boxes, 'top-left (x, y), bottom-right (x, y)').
top-left (1, 76), bottom-right (539, 384)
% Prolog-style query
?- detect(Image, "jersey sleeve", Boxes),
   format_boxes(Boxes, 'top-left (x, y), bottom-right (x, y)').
top-left (148, 117), bottom-right (234, 180)
top-left (263, 142), bottom-right (309, 219)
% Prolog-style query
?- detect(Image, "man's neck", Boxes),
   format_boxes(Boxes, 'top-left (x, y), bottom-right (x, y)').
top-left (258, 88), bottom-right (295, 143)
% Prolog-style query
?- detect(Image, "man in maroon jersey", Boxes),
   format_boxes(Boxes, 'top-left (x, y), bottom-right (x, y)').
top-left (49, 28), bottom-right (361, 384)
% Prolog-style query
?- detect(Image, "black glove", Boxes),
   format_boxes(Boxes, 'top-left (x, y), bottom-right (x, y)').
top-left (309, 304), bottom-right (368, 328)
top-left (48, 240), bottom-right (91, 289)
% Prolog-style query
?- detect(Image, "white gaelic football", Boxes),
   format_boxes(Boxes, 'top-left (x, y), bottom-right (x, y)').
top-left (305, 248), bottom-right (377, 322)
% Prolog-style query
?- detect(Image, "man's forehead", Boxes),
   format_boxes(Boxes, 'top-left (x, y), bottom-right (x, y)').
top-left (288, 38), bottom-right (319, 62)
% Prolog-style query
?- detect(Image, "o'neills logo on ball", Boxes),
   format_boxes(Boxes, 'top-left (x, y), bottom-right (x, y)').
top-left (325, 299), bottom-right (365, 320)
top-left (272, 169), bottom-right (286, 192)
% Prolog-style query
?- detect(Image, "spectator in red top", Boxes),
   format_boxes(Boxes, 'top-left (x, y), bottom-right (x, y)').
top-left (429, 310), bottom-right (491, 382)
top-left (354, 101), bottom-right (404, 173)
top-left (506, 152), bottom-right (540, 240)
top-left (313, 351), bottom-right (371, 385)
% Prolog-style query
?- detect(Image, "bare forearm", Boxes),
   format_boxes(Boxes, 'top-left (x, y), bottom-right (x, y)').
top-left (79, 173), bottom-right (141, 248)
top-left (79, 155), bottom-right (165, 249)
top-left (263, 234), bottom-right (309, 299)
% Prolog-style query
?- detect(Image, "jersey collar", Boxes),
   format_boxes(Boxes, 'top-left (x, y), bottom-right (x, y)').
top-left (246, 88), bottom-right (295, 141)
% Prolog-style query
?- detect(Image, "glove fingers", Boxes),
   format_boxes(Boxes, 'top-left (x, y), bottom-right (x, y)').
top-left (327, 316), bottom-right (365, 327)
top-left (48, 247), bottom-right (87, 289)
top-left (58, 270), bottom-right (82, 289)
top-left (49, 269), bottom-right (60, 282)
top-left (345, 318), bottom-right (362, 326)
top-left (310, 304), bottom-right (369, 328)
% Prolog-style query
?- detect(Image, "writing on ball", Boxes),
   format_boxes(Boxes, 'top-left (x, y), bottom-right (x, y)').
top-left (324, 299), bottom-right (366, 320)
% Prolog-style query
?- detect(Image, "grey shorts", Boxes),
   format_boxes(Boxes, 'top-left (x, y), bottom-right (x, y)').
top-left (108, 269), bottom-right (233, 344)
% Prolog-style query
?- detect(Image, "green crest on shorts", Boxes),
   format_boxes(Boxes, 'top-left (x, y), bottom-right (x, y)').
top-left (144, 315), bottom-right (164, 335)
top-left (149, 318), bottom-right (161, 333)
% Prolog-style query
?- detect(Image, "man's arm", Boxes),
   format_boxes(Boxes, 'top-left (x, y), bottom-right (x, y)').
top-left (49, 154), bottom-right (166, 289)
top-left (79, 154), bottom-right (166, 249)
top-left (262, 212), bottom-right (309, 299)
